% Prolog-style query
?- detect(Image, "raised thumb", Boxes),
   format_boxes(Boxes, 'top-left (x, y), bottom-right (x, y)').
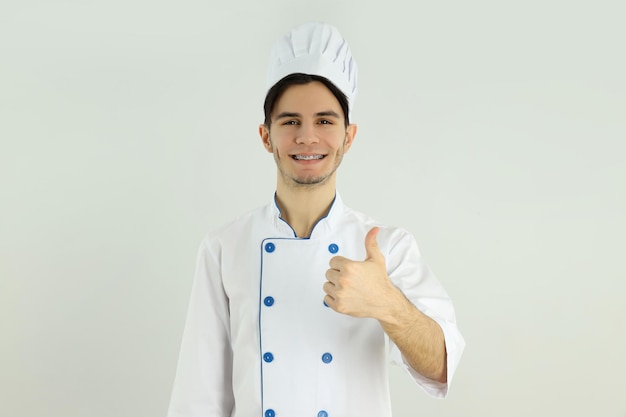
top-left (364, 227), bottom-right (383, 261)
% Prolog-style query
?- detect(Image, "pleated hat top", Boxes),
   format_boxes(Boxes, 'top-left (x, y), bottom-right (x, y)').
top-left (266, 22), bottom-right (358, 114)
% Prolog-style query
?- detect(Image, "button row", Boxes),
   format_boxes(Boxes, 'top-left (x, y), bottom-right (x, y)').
top-left (264, 409), bottom-right (328, 417)
top-left (264, 242), bottom-right (339, 254)
top-left (263, 352), bottom-right (333, 364)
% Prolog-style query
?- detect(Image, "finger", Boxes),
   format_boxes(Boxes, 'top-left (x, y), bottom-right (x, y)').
top-left (323, 294), bottom-right (335, 309)
top-left (322, 281), bottom-right (335, 295)
top-left (325, 268), bottom-right (340, 284)
top-left (364, 227), bottom-right (384, 262)
top-left (329, 255), bottom-right (349, 270)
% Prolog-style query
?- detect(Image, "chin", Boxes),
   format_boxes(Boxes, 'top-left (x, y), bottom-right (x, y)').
top-left (290, 173), bottom-right (332, 186)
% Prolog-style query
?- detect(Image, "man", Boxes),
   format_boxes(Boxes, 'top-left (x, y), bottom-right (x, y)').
top-left (168, 22), bottom-right (464, 417)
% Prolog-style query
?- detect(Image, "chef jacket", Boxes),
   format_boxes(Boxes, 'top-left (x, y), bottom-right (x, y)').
top-left (168, 193), bottom-right (465, 417)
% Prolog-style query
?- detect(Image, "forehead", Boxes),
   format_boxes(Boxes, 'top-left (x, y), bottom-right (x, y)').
top-left (272, 81), bottom-right (343, 115)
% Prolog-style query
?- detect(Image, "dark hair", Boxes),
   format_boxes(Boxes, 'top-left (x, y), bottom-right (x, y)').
top-left (263, 73), bottom-right (350, 127)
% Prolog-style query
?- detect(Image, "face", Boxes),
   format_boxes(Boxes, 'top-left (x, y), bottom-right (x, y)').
top-left (259, 81), bottom-right (357, 188)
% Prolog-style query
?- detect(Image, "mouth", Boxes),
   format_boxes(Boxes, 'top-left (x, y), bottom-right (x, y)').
top-left (291, 154), bottom-right (326, 161)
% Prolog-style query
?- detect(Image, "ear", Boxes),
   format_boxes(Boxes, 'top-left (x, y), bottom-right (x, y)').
top-left (343, 123), bottom-right (358, 152)
top-left (259, 124), bottom-right (273, 153)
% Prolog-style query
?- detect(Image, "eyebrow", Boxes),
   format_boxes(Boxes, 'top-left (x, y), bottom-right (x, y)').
top-left (274, 110), bottom-right (341, 120)
top-left (315, 110), bottom-right (341, 118)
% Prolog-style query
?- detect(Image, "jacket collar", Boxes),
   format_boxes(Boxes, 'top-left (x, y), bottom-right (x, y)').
top-left (271, 192), bottom-right (344, 238)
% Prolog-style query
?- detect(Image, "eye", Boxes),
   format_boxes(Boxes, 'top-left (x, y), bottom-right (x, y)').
top-left (283, 120), bottom-right (299, 126)
top-left (318, 119), bottom-right (332, 125)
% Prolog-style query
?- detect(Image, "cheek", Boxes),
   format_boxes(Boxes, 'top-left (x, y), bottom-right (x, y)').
top-left (269, 133), bottom-right (291, 151)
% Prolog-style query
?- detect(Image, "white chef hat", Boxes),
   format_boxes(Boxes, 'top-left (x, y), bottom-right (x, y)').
top-left (266, 22), bottom-right (358, 115)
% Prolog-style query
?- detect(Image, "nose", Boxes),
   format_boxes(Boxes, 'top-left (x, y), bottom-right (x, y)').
top-left (295, 121), bottom-right (319, 145)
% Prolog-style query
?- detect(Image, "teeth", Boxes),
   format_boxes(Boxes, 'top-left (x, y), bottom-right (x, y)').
top-left (293, 154), bottom-right (324, 160)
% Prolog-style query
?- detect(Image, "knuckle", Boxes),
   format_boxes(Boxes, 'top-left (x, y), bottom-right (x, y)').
top-left (335, 276), bottom-right (345, 288)
top-left (343, 263), bottom-right (359, 275)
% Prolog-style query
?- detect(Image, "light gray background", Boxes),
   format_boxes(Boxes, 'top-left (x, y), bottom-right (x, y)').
top-left (1, 1), bottom-right (624, 416)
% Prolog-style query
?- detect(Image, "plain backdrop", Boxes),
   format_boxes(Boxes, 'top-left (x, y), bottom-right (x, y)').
top-left (1, 1), bottom-right (625, 416)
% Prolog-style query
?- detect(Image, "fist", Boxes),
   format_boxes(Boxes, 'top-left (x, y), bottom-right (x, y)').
top-left (323, 227), bottom-right (397, 318)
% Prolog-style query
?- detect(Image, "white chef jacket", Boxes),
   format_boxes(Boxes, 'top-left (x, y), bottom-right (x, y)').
top-left (168, 193), bottom-right (464, 417)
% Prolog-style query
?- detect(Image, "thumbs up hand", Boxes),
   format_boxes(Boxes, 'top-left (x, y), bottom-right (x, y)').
top-left (324, 227), bottom-right (404, 319)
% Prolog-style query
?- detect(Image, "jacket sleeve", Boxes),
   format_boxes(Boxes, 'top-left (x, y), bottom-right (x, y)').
top-left (168, 237), bottom-right (234, 417)
top-left (384, 229), bottom-right (465, 399)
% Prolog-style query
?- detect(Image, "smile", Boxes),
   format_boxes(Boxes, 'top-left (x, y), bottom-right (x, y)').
top-left (292, 154), bottom-right (326, 160)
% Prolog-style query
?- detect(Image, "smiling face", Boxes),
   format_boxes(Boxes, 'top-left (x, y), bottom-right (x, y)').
top-left (260, 81), bottom-right (357, 188)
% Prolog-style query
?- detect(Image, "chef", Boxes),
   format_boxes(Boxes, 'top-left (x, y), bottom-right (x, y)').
top-left (168, 22), bottom-right (465, 417)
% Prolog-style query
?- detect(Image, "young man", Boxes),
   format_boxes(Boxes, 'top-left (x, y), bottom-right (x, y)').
top-left (168, 23), bottom-right (464, 417)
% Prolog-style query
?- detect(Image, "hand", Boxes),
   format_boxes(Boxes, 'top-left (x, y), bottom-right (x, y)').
top-left (323, 227), bottom-right (401, 318)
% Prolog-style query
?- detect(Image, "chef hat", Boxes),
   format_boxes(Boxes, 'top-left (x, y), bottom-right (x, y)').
top-left (266, 22), bottom-right (358, 114)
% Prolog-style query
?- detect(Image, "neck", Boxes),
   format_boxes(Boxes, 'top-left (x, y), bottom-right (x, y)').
top-left (275, 179), bottom-right (336, 238)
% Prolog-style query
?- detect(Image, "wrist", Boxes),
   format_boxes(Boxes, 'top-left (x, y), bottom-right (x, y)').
top-left (376, 287), bottom-right (418, 329)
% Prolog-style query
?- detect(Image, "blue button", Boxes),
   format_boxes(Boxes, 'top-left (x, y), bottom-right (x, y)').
top-left (318, 411), bottom-right (328, 417)
top-left (265, 410), bottom-right (275, 417)
top-left (263, 352), bottom-right (274, 363)
top-left (264, 296), bottom-right (274, 307)
top-left (328, 243), bottom-right (339, 254)
top-left (265, 242), bottom-right (275, 253)
top-left (322, 352), bottom-right (333, 363)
